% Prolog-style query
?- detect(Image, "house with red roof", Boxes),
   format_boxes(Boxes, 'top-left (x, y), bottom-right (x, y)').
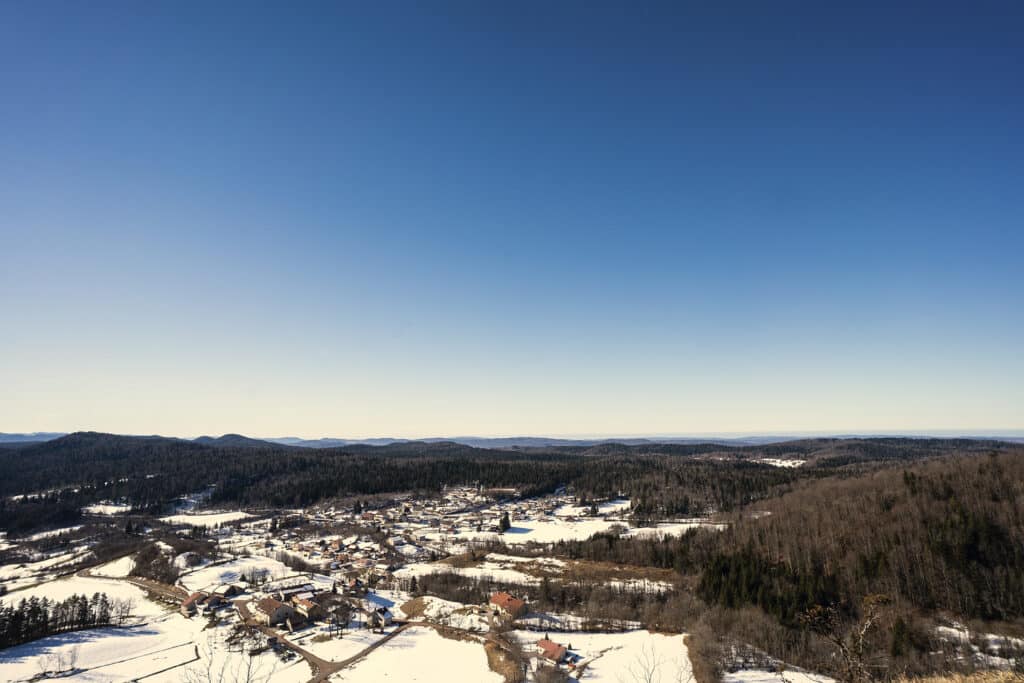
top-left (537, 638), bottom-right (568, 663)
top-left (489, 591), bottom-right (527, 619)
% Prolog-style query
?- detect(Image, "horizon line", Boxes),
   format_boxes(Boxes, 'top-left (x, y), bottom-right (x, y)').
top-left (5, 428), bottom-right (1024, 441)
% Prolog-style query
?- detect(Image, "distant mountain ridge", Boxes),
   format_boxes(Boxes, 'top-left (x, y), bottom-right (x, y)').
top-left (266, 435), bottom-right (788, 448)
top-left (2, 431), bottom-right (1023, 448)
top-left (193, 433), bottom-right (286, 449)
top-left (0, 432), bottom-right (67, 444)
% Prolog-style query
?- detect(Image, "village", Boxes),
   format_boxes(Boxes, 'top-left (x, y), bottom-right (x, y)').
top-left (3, 481), bottom-right (1014, 682)
top-left (163, 487), bottom-right (685, 679)
top-left (0, 487), bottom-right (712, 682)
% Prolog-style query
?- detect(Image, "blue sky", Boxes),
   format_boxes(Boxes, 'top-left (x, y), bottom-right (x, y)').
top-left (1, 2), bottom-right (1022, 437)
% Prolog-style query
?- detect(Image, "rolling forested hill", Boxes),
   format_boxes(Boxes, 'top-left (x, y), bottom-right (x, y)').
top-left (0, 431), bottom-right (1018, 536)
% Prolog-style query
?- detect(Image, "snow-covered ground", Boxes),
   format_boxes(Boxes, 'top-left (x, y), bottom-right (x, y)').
top-left (935, 623), bottom-right (1023, 669)
top-left (0, 617), bottom-right (195, 682)
top-left (0, 569), bottom-right (310, 683)
top-left (514, 629), bottom-right (691, 683)
top-left (396, 552), bottom-right (673, 593)
top-left (83, 502), bottom-right (133, 515)
top-left (725, 669), bottom-right (834, 683)
top-left (517, 611), bottom-right (641, 632)
top-left (395, 558), bottom-right (544, 586)
top-left (1, 573), bottom-right (164, 618)
top-left (25, 525), bottom-right (84, 541)
top-left (292, 622), bottom-right (399, 662)
top-left (177, 555), bottom-right (294, 592)
top-left (159, 510), bottom-right (252, 527)
top-left (399, 595), bottom-right (492, 631)
top-left (91, 556), bottom-right (135, 578)
top-left (0, 548), bottom-right (95, 593)
top-left (626, 520), bottom-right (728, 537)
top-left (331, 625), bottom-right (502, 682)
top-left (426, 516), bottom-right (722, 549)
top-left (485, 553), bottom-right (566, 567)
top-left (0, 605), bottom-right (310, 683)
top-left (470, 517), bottom-right (617, 544)
top-left (754, 459), bottom-right (806, 468)
top-left (554, 498), bottom-right (631, 517)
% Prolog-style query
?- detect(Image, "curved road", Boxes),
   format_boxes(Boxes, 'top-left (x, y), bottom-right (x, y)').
top-left (234, 599), bottom-right (417, 683)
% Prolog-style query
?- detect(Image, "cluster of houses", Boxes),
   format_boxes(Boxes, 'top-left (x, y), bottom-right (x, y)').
top-left (181, 487), bottom-right (622, 596)
top-left (485, 592), bottom-right (578, 670)
top-left (171, 488), bottom-right (628, 638)
top-left (180, 575), bottom-right (396, 636)
top-left (179, 583), bottom-right (244, 617)
top-left (250, 586), bottom-right (393, 632)
top-left (250, 581), bottom-right (329, 627)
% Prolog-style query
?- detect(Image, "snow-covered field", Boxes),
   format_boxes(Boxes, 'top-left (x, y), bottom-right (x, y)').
top-left (0, 617), bottom-right (196, 682)
top-left (396, 551), bottom-right (673, 593)
top-left (331, 625), bottom-right (502, 683)
top-left (0, 548), bottom-right (95, 593)
top-left (0, 570), bottom-right (311, 683)
top-left (0, 573), bottom-right (182, 682)
top-left (292, 622), bottom-right (399, 662)
top-left (426, 516), bottom-right (722, 548)
top-left (626, 520), bottom-right (728, 537)
top-left (2, 573), bottom-right (163, 618)
top-left (479, 517), bottom-right (617, 544)
top-left (25, 525), bottom-right (84, 541)
top-left (0, 608), bottom-right (311, 683)
top-left (83, 502), bottom-right (132, 515)
top-left (514, 629), bottom-right (691, 683)
top-left (177, 555), bottom-right (295, 591)
top-left (159, 510), bottom-right (252, 527)
top-left (91, 556), bottom-right (135, 578)
top-left (725, 669), bottom-right (834, 683)
top-left (554, 498), bottom-right (631, 517)
top-left (755, 459), bottom-right (806, 468)
top-left (395, 558), bottom-right (545, 586)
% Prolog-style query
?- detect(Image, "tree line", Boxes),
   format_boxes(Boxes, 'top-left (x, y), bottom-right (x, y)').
top-left (0, 593), bottom-right (135, 649)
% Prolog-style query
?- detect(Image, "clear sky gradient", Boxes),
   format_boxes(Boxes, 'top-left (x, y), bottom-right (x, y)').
top-left (2, 2), bottom-right (1022, 438)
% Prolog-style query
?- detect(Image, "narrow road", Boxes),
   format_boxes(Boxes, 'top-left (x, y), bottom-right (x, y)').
top-left (234, 598), bottom-right (423, 683)
top-left (327, 622), bottom-right (412, 675)
top-left (124, 575), bottom-right (188, 602)
top-left (75, 564), bottom-right (187, 602)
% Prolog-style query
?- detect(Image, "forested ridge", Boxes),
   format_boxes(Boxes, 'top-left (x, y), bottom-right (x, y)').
top-left (542, 449), bottom-right (1024, 623)
top-left (0, 432), bottom-right (1017, 536)
top-left (476, 448), bottom-right (1024, 679)
top-left (709, 451), bottom-right (1024, 620)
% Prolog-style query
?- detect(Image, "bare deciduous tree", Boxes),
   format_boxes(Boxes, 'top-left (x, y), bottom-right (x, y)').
top-left (619, 642), bottom-right (694, 683)
top-left (800, 595), bottom-right (891, 683)
top-left (181, 630), bottom-right (277, 683)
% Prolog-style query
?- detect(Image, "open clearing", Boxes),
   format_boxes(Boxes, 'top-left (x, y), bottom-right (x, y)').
top-left (177, 555), bottom-right (300, 592)
top-left (330, 625), bottom-right (501, 682)
top-left (514, 629), bottom-right (691, 683)
top-left (159, 511), bottom-right (252, 527)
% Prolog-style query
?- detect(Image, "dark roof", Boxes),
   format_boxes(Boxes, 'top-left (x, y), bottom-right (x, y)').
top-left (256, 597), bottom-right (288, 615)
